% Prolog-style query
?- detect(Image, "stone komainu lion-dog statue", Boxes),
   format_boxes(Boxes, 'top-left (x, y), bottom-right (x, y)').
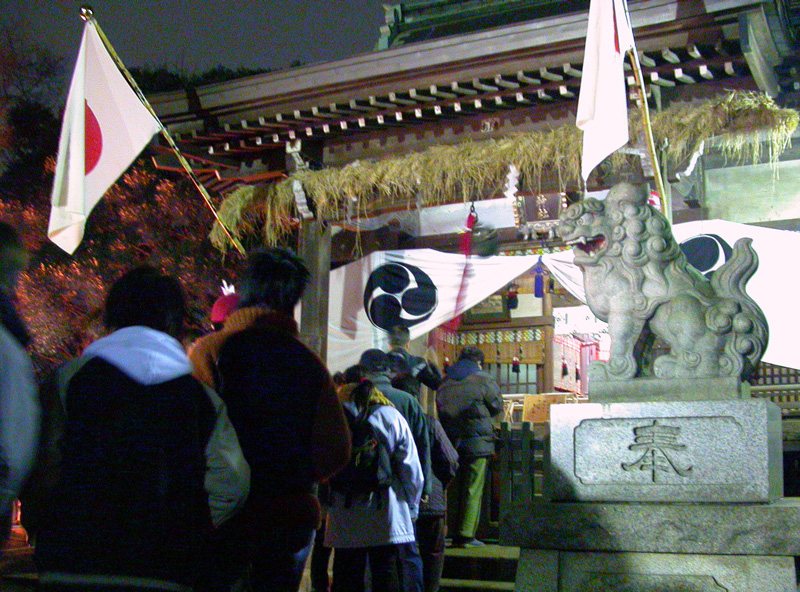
top-left (558, 182), bottom-right (768, 382)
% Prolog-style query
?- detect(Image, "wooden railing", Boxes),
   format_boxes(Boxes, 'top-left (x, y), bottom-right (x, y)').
top-left (496, 422), bottom-right (546, 507)
top-left (751, 384), bottom-right (800, 416)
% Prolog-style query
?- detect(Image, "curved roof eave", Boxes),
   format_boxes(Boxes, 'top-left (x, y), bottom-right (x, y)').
top-left (149, 0), bottom-right (766, 130)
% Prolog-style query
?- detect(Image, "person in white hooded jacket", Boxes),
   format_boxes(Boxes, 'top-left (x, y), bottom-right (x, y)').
top-left (325, 376), bottom-right (424, 592)
top-left (0, 222), bottom-right (39, 542)
top-left (32, 266), bottom-right (250, 592)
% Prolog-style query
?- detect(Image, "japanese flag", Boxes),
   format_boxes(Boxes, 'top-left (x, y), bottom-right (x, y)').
top-left (576, 0), bottom-right (635, 181)
top-left (48, 21), bottom-right (160, 254)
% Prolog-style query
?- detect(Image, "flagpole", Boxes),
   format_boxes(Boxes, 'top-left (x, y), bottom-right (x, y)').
top-left (625, 47), bottom-right (668, 214)
top-left (79, 7), bottom-right (246, 256)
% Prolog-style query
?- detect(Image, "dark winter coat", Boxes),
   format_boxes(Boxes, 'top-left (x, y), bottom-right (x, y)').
top-left (0, 321), bottom-right (38, 530)
top-left (387, 347), bottom-right (443, 399)
top-left (419, 415), bottom-right (458, 516)
top-left (190, 307), bottom-right (350, 531)
top-left (436, 359), bottom-right (503, 458)
top-left (35, 340), bottom-right (217, 588)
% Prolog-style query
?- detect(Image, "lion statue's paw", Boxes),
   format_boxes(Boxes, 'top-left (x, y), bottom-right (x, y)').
top-left (589, 356), bottom-right (637, 382)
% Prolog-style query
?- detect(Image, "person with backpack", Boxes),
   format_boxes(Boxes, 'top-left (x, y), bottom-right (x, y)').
top-left (32, 266), bottom-right (250, 592)
top-left (359, 348), bottom-right (430, 591)
top-left (325, 377), bottom-right (424, 592)
top-left (359, 349), bottom-right (432, 499)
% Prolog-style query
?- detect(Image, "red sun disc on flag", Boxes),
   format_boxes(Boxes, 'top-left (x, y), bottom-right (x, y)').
top-left (85, 100), bottom-right (102, 175)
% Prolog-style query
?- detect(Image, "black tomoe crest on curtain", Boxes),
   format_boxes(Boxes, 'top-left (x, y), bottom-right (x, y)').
top-left (364, 262), bottom-right (438, 331)
top-left (679, 234), bottom-right (733, 278)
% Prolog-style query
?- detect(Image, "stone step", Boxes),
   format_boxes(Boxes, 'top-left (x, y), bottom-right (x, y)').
top-left (439, 577), bottom-right (515, 592)
top-left (440, 544), bottom-right (518, 592)
top-left (442, 550), bottom-right (518, 582)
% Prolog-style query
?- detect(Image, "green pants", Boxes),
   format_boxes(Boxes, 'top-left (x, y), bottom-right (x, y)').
top-left (455, 456), bottom-right (488, 539)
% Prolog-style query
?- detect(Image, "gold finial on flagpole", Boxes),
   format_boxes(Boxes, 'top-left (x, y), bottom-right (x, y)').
top-left (80, 6), bottom-right (94, 21)
top-left (625, 48), bottom-right (668, 220)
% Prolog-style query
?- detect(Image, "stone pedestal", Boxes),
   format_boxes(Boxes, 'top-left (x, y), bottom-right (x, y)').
top-left (588, 376), bottom-right (751, 402)
top-left (502, 498), bottom-right (800, 555)
top-left (500, 389), bottom-right (798, 591)
top-left (548, 399), bottom-right (783, 503)
top-left (515, 549), bottom-right (795, 592)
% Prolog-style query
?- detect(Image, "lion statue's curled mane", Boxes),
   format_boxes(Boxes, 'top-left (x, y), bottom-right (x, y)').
top-left (558, 182), bottom-right (768, 382)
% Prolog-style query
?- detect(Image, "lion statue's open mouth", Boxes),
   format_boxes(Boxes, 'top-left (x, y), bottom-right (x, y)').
top-left (557, 182), bottom-right (768, 383)
top-left (566, 234), bottom-right (607, 259)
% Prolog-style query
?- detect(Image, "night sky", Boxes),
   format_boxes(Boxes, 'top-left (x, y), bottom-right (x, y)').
top-left (1, 1), bottom-right (389, 73)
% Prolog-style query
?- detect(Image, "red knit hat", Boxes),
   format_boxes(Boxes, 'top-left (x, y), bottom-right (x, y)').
top-left (210, 293), bottom-right (239, 324)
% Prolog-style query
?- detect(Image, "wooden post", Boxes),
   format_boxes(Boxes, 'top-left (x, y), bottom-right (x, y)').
top-left (298, 219), bottom-right (331, 362)
top-left (498, 421), bottom-right (536, 508)
top-left (660, 144), bottom-right (673, 224)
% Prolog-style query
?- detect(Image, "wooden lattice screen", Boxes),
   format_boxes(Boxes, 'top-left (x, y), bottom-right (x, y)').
top-left (430, 325), bottom-right (544, 394)
top-left (751, 362), bottom-right (800, 414)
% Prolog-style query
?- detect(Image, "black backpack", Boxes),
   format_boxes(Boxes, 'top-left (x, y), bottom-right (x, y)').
top-left (329, 404), bottom-right (394, 505)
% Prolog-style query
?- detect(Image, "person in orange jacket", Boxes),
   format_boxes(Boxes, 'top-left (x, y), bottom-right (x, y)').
top-left (190, 247), bottom-right (350, 592)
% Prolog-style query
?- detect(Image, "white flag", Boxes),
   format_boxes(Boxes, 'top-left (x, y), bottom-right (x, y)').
top-left (326, 249), bottom-right (543, 372)
top-left (48, 21), bottom-right (160, 254)
top-left (576, 0), bottom-right (635, 181)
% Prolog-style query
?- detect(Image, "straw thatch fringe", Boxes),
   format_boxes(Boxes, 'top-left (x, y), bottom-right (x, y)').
top-left (211, 91), bottom-right (798, 252)
top-left (644, 91), bottom-right (798, 170)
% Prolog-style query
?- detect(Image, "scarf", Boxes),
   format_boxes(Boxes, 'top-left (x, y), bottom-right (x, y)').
top-left (337, 382), bottom-right (395, 408)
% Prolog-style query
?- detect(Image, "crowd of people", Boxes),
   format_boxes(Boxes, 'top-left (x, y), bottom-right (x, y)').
top-left (0, 221), bottom-right (505, 592)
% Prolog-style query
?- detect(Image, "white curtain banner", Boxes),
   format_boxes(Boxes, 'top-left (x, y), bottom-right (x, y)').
top-left (671, 220), bottom-right (798, 370)
top-left (327, 249), bottom-right (541, 372)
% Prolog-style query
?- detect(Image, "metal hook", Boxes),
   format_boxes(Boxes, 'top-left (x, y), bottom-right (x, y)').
top-left (468, 203), bottom-right (479, 225)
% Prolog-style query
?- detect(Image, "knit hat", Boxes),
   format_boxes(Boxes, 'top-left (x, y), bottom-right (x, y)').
top-left (359, 348), bottom-right (391, 374)
top-left (210, 293), bottom-right (239, 324)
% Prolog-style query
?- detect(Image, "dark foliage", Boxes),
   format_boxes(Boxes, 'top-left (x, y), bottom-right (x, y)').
top-left (0, 40), bottom-right (282, 377)
top-left (4, 100), bottom-right (60, 172)
top-left (0, 150), bottom-right (241, 379)
top-left (129, 65), bottom-right (272, 93)
top-left (0, 27), bottom-right (66, 110)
